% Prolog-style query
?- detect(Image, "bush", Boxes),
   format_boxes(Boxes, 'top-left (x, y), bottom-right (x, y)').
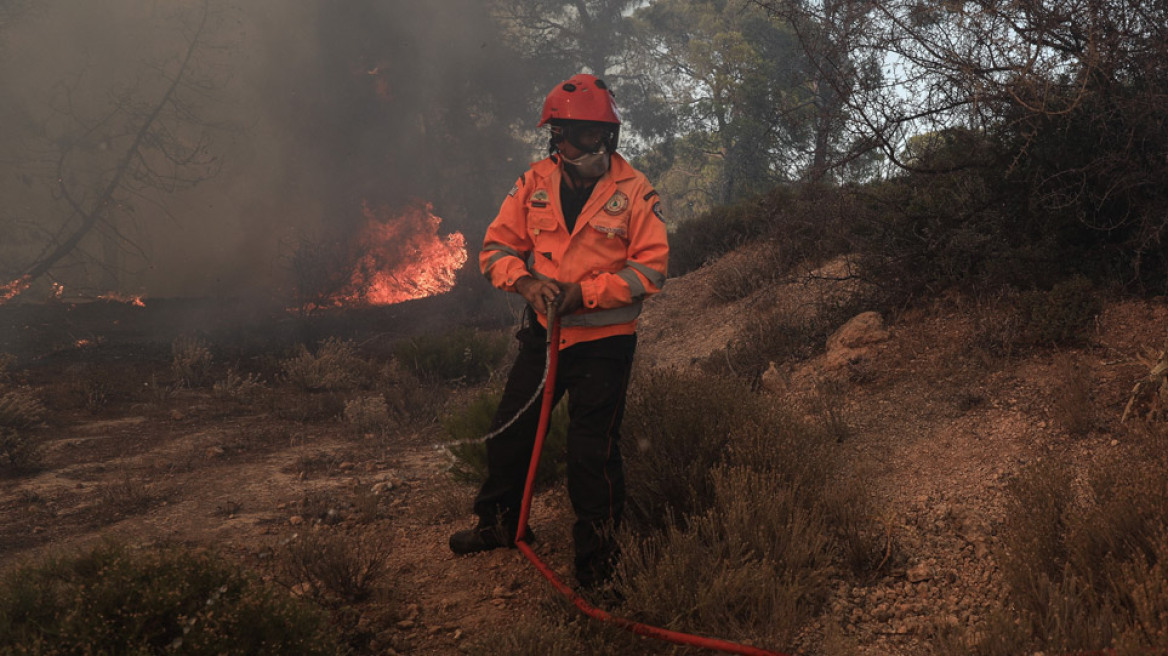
top-left (441, 389), bottom-right (569, 488)
top-left (172, 334), bottom-right (214, 388)
top-left (212, 368), bottom-right (266, 403)
top-left (0, 386), bottom-right (45, 470)
top-left (282, 337), bottom-right (371, 392)
top-left (967, 435), bottom-right (1168, 653)
top-left (0, 541), bottom-right (342, 655)
top-left (279, 528), bottom-right (390, 604)
top-left (393, 327), bottom-right (509, 384)
top-left (343, 394), bottom-right (390, 433)
top-left (669, 184), bottom-right (853, 279)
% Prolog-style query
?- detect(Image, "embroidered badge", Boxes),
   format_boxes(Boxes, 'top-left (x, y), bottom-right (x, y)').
top-left (508, 183), bottom-right (519, 197)
top-left (604, 191), bottom-right (629, 216)
top-left (652, 201), bottom-right (665, 222)
top-left (533, 189), bottom-right (549, 202)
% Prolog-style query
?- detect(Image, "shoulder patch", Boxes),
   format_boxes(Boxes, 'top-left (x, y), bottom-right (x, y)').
top-left (507, 183), bottom-right (519, 197)
top-left (643, 190), bottom-right (659, 202)
top-left (652, 201), bottom-right (665, 222)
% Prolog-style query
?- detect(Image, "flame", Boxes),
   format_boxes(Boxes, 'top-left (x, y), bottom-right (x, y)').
top-left (97, 292), bottom-right (146, 307)
top-left (1, 275), bottom-right (32, 304)
top-left (317, 201), bottom-right (467, 309)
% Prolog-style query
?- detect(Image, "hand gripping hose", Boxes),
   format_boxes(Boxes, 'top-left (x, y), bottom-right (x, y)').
top-left (513, 305), bottom-right (789, 656)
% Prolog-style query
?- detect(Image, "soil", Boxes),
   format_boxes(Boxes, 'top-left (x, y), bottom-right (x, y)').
top-left (1, 262), bottom-right (1165, 655)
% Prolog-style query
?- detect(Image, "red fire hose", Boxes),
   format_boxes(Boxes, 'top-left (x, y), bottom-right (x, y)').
top-left (512, 305), bottom-right (789, 656)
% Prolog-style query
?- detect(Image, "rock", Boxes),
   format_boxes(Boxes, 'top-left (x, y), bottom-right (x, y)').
top-left (288, 515), bottom-right (304, 526)
top-left (759, 362), bottom-right (786, 393)
top-left (205, 445), bottom-right (225, 458)
top-left (907, 563), bottom-right (934, 583)
top-left (396, 620), bottom-right (415, 630)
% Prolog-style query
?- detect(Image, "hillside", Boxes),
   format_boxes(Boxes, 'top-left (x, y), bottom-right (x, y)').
top-left (0, 249), bottom-right (1165, 655)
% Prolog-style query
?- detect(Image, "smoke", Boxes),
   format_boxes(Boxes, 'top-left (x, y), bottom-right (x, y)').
top-left (0, 0), bottom-right (546, 302)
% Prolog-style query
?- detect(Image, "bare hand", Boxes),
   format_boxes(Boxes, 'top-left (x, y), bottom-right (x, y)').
top-left (553, 281), bottom-right (583, 315)
top-left (514, 276), bottom-right (561, 315)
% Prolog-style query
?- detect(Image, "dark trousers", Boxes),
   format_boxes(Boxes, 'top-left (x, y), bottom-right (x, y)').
top-left (474, 320), bottom-right (635, 587)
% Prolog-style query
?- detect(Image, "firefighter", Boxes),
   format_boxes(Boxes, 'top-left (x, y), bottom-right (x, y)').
top-left (449, 73), bottom-right (669, 590)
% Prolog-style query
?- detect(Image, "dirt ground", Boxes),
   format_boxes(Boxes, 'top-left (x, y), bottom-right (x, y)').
top-left (1, 268), bottom-right (1165, 655)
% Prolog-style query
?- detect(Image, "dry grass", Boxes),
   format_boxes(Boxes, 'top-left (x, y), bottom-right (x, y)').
top-left (282, 337), bottom-right (371, 392)
top-left (279, 527), bottom-right (390, 604)
top-left (172, 334), bottom-right (214, 388)
top-left (343, 394), bottom-right (391, 434)
top-left (960, 430), bottom-right (1168, 653)
top-left (1050, 353), bottom-right (1096, 436)
top-left (0, 386), bottom-right (45, 470)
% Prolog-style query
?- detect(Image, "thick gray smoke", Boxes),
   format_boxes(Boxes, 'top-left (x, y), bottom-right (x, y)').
top-left (0, 0), bottom-right (545, 302)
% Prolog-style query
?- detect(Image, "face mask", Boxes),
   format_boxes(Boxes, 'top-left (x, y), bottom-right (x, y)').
top-left (562, 147), bottom-right (610, 179)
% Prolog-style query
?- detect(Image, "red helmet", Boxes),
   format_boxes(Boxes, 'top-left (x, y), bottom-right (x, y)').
top-left (538, 73), bottom-right (621, 126)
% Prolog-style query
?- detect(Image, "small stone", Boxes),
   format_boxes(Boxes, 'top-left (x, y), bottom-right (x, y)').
top-left (453, 629), bottom-right (463, 640)
top-left (205, 445), bottom-right (225, 458)
top-left (339, 461), bottom-right (355, 471)
top-left (907, 563), bottom-right (934, 583)
top-left (288, 515), bottom-right (304, 526)
top-left (1110, 439), bottom-right (1119, 446)
top-left (396, 620), bottom-right (415, 630)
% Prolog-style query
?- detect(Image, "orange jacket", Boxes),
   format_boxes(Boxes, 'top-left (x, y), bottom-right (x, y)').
top-left (480, 153), bottom-right (669, 350)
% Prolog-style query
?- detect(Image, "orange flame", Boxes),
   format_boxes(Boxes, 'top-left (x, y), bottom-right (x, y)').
top-left (97, 292), bottom-right (146, 307)
top-left (320, 201), bottom-right (467, 309)
top-left (0, 275), bottom-right (32, 304)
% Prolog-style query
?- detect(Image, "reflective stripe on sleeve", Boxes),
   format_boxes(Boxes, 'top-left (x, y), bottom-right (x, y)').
top-left (483, 242), bottom-right (522, 258)
top-left (625, 260), bottom-right (666, 289)
top-left (484, 250), bottom-right (513, 273)
top-left (561, 301), bottom-right (643, 327)
top-left (616, 268), bottom-right (647, 301)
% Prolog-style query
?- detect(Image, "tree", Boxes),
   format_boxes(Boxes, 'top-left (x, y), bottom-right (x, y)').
top-left (489, 0), bottom-right (641, 79)
top-left (627, 0), bottom-right (811, 213)
top-left (750, 0), bottom-right (882, 182)
top-left (1, 0), bottom-right (226, 302)
top-left (848, 0), bottom-right (1168, 288)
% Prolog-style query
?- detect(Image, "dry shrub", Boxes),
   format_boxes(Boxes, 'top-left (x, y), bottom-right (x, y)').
top-left (619, 464), bottom-right (832, 649)
top-left (1050, 353), bottom-right (1095, 436)
top-left (0, 541), bottom-right (340, 655)
top-left (172, 334), bottom-right (213, 387)
top-left (0, 352), bottom-right (14, 381)
top-left (978, 437), bottom-right (1168, 653)
top-left (0, 386), bottom-right (45, 470)
top-left (96, 476), bottom-right (162, 520)
top-left (343, 394), bottom-right (390, 434)
top-left (280, 528), bottom-right (390, 604)
top-left (705, 240), bottom-right (788, 303)
top-left (1122, 342), bottom-right (1168, 424)
top-left (212, 368), bottom-right (265, 403)
top-left (282, 337), bottom-right (370, 392)
top-left (623, 370), bottom-right (764, 530)
top-left (378, 359), bottom-right (444, 426)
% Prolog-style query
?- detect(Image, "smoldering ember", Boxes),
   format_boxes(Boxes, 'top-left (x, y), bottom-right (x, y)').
top-left (2, 2), bottom-right (1168, 656)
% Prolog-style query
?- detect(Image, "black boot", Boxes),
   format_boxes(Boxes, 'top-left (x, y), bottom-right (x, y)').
top-left (449, 522), bottom-right (535, 555)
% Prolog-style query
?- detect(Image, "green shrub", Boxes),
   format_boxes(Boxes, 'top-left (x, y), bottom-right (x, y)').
top-left (0, 386), bottom-right (45, 470)
top-left (441, 389), bottom-right (569, 488)
top-left (393, 327), bottom-right (509, 384)
top-left (282, 337), bottom-right (371, 392)
top-left (0, 541), bottom-right (342, 655)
